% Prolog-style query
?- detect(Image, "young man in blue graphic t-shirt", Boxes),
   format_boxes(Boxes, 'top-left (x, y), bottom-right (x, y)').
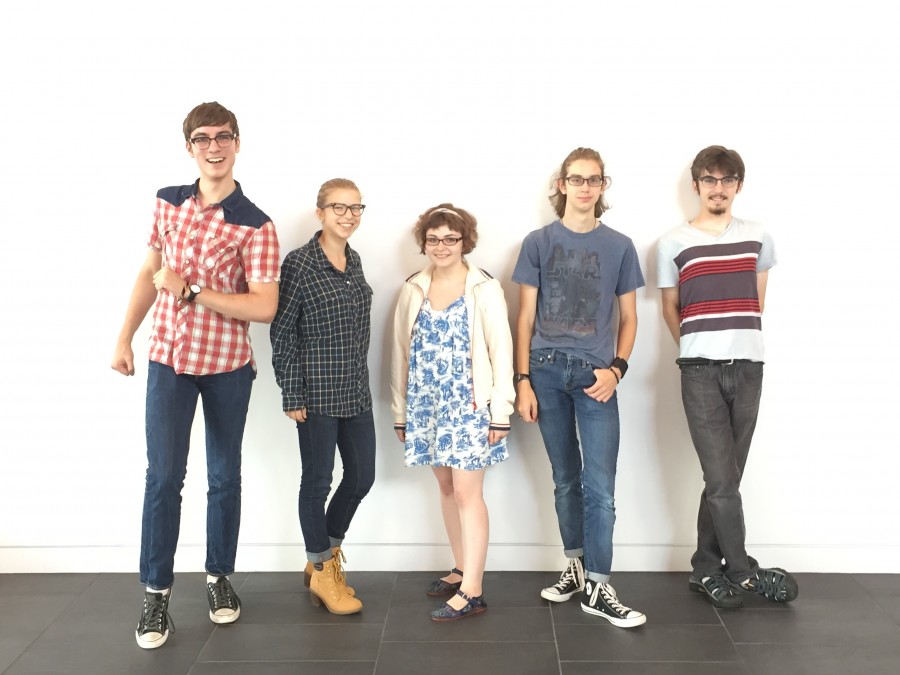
top-left (657, 145), bottom-right (799, 610)
top-left (513, 147), bottom-right (646, 628)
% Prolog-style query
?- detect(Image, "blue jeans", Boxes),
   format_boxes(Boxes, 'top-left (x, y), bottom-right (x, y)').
top-left (530, 348), bottom-right (619, 582)
top-left (296, 409), bottom-right (376, 562)
top-left (680, 360), bottom-right (763, 583)
top-left (140, 361), bottom-right (255, 590)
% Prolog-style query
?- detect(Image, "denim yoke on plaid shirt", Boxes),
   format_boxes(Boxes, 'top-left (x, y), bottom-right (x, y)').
top-left (147, 180), bottom-right (280, 375)
top-left (270, 232), bottom-right (373, 417)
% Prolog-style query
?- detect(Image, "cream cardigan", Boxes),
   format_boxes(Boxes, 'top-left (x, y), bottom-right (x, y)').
top-left (391, 264), bottom-right (515, 429)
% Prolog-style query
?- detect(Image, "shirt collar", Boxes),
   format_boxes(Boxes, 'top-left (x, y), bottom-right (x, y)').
top-left (189, 179), bottom-right (245, 220)
top-left (310, 231), bottom-right (359, 271)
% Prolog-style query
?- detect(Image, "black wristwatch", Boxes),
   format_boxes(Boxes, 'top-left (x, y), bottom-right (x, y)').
top-left (513, 373), bottom-right (530, 384)
top-left (185, 284), bottom-right (202, 303)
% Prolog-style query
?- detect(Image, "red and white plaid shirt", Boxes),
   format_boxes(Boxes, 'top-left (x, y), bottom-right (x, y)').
top-left (146, 181), bottom-right (280, 375)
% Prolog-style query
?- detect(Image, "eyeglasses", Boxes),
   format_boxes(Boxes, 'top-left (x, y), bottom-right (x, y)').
top-left (189, 133), bottom-right (236, 150)
top-left (323, 203), bottom-right (366, 216)
top-left (424, 235), bottom-right (462, 247)
top-left (565, 175), bottom-right (610, 188)
top-left (698, 175), bottom-right (740, 187)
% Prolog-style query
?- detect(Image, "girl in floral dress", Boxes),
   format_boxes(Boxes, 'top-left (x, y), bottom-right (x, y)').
top-left (391, 204), bottom-right (515, 621)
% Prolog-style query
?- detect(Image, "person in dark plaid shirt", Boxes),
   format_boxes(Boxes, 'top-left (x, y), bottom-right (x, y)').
top-left (111, 102), bottom-right (280, 649)
top-left (270, 178), bottom-right (375, 615)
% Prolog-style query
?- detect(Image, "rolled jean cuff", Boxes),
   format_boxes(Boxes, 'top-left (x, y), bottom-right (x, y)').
top-left (306, 549), bottom-right (335, 564)
top-left (329, 537), bottom-right (344, 549)
top-left (564, 547), bottom-right (584, 559)
top-left (585, 571), bottom-right (611, 584)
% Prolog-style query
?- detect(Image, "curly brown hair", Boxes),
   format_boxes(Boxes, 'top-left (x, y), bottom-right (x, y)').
top-left (412, 203), bottom-right (478, 255)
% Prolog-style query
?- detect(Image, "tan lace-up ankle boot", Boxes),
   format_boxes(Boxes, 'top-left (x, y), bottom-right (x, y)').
top-left (308, 557), bottom-right (362, 615)
top-left (304, 547), bottom-right (355, 596)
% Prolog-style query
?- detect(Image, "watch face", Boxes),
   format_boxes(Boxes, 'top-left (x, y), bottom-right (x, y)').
top-left (190, 284), bottom-right (201, 293)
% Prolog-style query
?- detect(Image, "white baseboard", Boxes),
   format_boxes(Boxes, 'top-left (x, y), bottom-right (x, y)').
top-left (2, 543), bottom-right (899, 574)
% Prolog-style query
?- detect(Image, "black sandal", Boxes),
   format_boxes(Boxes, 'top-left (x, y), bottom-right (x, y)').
top-left (425, 567), bottom-right (464, 597)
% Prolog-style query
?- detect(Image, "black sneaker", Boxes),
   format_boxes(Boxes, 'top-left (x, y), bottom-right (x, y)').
top-left (689, 573), bottom-right (743, 609)
top-left (207, 575), bottom-right (241, 624)
top-left (540, 557), bottom-right (585, 602)
top-left (135, 590), bottom-right (174, 649)
top-left (580, 581), bottom-right (646, 628)
top-left (741, 567), bottom-right (799, 603)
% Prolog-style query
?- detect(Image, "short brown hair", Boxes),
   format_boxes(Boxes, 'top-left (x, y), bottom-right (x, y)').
top-left (690, 145), bottom-right (745, 183)
top-left (316, 178), bottom-right (361, 208)
top-left (549, 147), bottom-right (610, 218)
top-left (182, 101), bottom-right (240, 141)
top-left (413, 203), bottom-right (478, 255)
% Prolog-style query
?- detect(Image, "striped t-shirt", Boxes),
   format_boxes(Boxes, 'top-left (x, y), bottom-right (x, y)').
top-left (656, 218), bottom-right (776, 361)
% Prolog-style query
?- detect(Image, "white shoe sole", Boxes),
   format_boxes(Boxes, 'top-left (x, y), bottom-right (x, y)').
top-left (209, 606), bottom-right (241, 624)
top-left (541, 586), bottom-right (583, 602)
top-left (135, 629), bottom-right (169, 649)
top-left (580, 603), bottom-right (647, 628)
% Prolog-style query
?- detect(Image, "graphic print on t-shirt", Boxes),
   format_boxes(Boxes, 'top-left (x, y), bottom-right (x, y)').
top-left (543, 243), bottom-right (602, 339)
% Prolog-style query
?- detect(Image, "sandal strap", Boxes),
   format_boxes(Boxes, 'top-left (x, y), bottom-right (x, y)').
top-left (455, 589), bottom-right (473, 602)
top-left (450, 567), bottom-right (463, 576)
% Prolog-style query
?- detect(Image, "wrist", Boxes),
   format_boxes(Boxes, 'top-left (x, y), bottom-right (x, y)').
top-left (610, 356), bottom-right (628, 378)
top-left (513, 373), bottom-right (531, 386)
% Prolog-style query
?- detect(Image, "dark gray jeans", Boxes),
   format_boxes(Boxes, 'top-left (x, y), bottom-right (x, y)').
top-left (680, 360), bottom-right (763, 583)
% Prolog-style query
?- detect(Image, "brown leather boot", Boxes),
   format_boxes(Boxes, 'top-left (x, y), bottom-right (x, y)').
top-left (304, 547), bottom-right (355, 596)
top-left (308, 558), bottom-right (362, 615)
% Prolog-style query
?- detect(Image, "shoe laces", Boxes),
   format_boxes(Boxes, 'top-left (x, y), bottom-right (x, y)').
top-left (208, 577), bottom-right (238, 610)
top-left (332, 549), bottom-right (348, 587)
top-left (594, 583), bottom-right (633, 616)
top-left (140, 593), bottom-right (174, 633)
top-left (551, 558), bottom-right (581, 592)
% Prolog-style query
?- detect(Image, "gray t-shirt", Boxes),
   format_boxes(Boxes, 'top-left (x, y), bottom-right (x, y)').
top-left (513, 220), bottom-right (645, 366)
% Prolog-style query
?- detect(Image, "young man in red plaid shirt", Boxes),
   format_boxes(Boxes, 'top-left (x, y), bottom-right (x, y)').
top-left (111, 101), bottom-right (280, 649)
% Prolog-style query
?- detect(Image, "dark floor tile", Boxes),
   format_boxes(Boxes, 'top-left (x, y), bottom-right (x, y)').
top-left (198, 624), bottom-right (383, 662)
top-left (190, 662), bottom-right (374, 675)
top-left (607, 572), bottom-right (696, 596)
top-left (739, 639), bottom-right (900, 675)
top-left (1, 637), bottom-right (35, 674)
top-left (384, 604), bottom-right (553, 642)
top-left (0, 573), bottom-right (97, 596)
top-left (562, 663), bottom-right (751, 675)
top-left (238, 589), bottom-right (390, 625)
top-left (4, 636), bottom-right (207, 675)
top-left (550, 588), bottom-right (721, 625)
top-left (557, 624), bottom-right (739, 662)
top-left (0, 595), bottom-right (74, 638)
top-left (721, 602), bottom-right (896, 645)
top-left (853, 573), bottom-right (900, 597)
top-left (376, 640), bottom-right (559, 675)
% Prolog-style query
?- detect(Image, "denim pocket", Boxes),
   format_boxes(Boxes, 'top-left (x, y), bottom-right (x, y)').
top-left (529, 349), bottom-right (552, 370)
top-left (679, 364), bottom-right (709, 378)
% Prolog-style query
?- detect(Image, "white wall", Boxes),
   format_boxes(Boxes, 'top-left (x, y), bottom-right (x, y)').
top-left (2, 1), bottom-right (898, 575)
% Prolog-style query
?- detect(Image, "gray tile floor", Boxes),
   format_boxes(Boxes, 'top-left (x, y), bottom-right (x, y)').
top-left (2, 571), bottom-right (899, 674)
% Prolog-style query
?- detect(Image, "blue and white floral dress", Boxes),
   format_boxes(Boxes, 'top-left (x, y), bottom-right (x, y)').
top-left (404, 296), bottom-right (509, 470)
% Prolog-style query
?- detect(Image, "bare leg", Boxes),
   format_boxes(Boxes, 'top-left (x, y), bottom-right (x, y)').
top-left (445, 467), bottom-right (488, 610)
top-left (432, 466), bottom-right (463, 584)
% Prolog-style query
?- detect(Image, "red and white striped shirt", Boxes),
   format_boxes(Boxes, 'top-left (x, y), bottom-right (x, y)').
top-left (146, 181), bottom-right (280, 375)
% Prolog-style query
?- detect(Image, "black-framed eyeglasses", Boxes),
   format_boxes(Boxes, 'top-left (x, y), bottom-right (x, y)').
top-left (324, 203), bottom-right (366, 216)
top-left (189, 133), bottom-right (236, 150)
top-left (424, 235), bottom-right (462, 247)
top-left (565, 174), bottom-right (610, 188)
top-left (698, 175), bottom-right (739, 187)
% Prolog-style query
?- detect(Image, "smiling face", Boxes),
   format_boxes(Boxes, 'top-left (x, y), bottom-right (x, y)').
top-left (186, 123), bottom-right (239, 182)
top-left (424, 224), bottom-right (464, 270)
top-left (559, 158), bottom-right (606, 217)
top-left (316, 187), bottom-right (363, 243)
top-left (694, 169), bottom-right (742, 217)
